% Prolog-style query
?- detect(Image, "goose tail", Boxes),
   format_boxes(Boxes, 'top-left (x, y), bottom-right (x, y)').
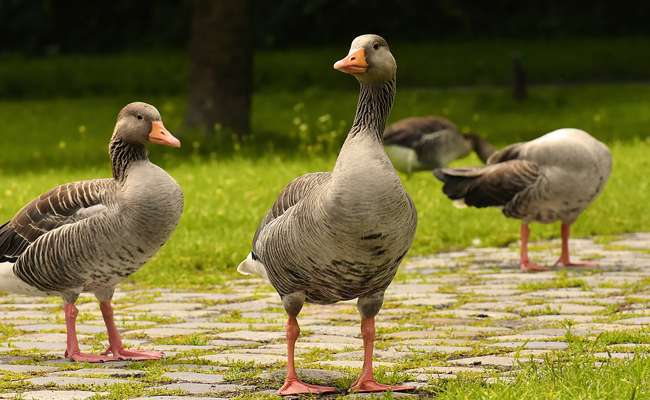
top-left (434, 159), bottom-right (540, 209)
top-left (237, 253), bottom-right (270, 282)
top-left (0, 260), bottom-right (46, 296)
top-left (433, 166), bottom-right (492, 207)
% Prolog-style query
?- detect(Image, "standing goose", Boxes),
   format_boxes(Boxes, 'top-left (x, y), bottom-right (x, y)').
top-left (384, 116), bottom-right (496, 179)
top-left (433, 128), bottom-right (612, 271)
top-left (238, 34), bottom-right (417, 395)
top-left (0, 102), bottom-right (183, 362)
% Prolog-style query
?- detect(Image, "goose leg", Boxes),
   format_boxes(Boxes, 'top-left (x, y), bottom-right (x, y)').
top-left (520, 223), bottom-right (550, 271)
top-left (100, 301), bottom-right (163, 360)
top-left (278, 316), bottom-right (336, 396)
top-left (64, 303), bottom-right (118, 362)
top-left (349, 317), bottom-right (414, 393)
top-left (555, 224), bottom-right (598, 267)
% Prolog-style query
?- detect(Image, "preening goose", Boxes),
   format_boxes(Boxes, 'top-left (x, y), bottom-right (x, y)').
top-left (384, 116), bottom-right (496, 178)
top-left (0, 102), bottom-right (183, 362)
top-left (433, 128), bottom-right (612, 271)
top-left (238, 34), bottom-right (417, 395)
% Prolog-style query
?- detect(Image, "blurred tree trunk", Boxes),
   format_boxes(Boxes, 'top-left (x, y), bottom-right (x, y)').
top-left (185, 0), bottom-right (252, 135)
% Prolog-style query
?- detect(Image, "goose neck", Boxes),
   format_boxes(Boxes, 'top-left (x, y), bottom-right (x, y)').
top-left (349, 77), bottom-right (395, 141)
top-left (109, 138), bottom-right (148, 182)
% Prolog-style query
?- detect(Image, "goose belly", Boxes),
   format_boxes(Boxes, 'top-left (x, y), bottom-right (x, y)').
top-left (513, 167), bottom-right (610, 225)
top-left (304, 249), bottom-right (408, 304)
top-left (264, 201), bottom-right (416, 304)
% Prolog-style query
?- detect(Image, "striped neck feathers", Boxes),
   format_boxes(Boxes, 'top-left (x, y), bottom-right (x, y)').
top-left (349, 76), bottom-right (396, 141)
top-left (109, 138), bottom-right (148, 182)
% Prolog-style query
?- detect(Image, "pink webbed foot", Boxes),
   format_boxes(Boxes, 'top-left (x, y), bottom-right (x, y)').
top-left (520, 261), bottom-right (551, 271)
top-left (349, 378), bottom-right (414, 393)
top-left (105, 346), bottom-right (163, 361)
top-left (278, 379), bottom-right (337, 396)
top-left (66, 350), bottom-right (118, 363)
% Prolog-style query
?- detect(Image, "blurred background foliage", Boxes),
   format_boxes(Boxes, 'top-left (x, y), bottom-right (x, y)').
top-left (3, 0), bottom-right (650, 55)
top-left (1, 0), bottom-right (649, 99)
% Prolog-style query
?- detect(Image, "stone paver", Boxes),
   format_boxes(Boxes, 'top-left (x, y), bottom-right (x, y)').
top-left (0, 391), bottom-right (107, 400)
top-left (26, 376), bottom-right (132, 386)
top-left (131, 397), bottom-right (227, 400)
top-left (0, 232), bottom-right (648, 398)
top-left (156, 383), bottom-right (255, 395)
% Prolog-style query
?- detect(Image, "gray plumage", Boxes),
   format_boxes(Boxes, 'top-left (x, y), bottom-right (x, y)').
top-left (384, 116), bottom-right (496, 178)
top-left (239, 34), bottom-right (417, 320)
top-left (433, 128), bottom-right (612, 225)
top-left (0, 102), bottom-right (183, 304)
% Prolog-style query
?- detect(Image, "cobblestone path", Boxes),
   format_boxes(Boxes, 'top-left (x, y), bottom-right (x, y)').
top-left (0, 233), bottom-right (649, 399)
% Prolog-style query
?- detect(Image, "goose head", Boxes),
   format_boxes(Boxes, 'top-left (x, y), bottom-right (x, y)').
top-left (113, 102), bottom-right (181, 148)
top-left (334, 34), bottom-right (396, 85)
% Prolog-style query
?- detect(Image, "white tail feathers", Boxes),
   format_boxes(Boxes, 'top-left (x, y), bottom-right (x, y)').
top-left (452, 199), bottom-right (468, 209)
top-left (237, 253), bottom-right (270, 282)
top-left (0, 261), bottom-right (50, 296)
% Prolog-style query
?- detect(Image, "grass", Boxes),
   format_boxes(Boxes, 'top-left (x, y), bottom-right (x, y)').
top-left (517, 271), bottom-right (590, 292)
top-left (427, 336), bottom-right (650, 400)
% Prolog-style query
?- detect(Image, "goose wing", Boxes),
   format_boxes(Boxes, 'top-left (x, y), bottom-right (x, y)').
top-left (0, 179), bottom-right (113, 262)
top-left (413, 128), bottom-right (468, 167)
top-left (384, 116), bottom-right (457, 148)
top-left (252, 172), bottom-right (331, 247)
top-left (487, 142), bottom-right (526, 165)
top-left (433, 160), bottom-right (540, 208)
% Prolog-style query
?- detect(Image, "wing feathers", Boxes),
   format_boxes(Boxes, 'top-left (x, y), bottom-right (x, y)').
top-left (252, 172), bottom-right (331, 247)
top-left (384, 116), bottom-right (457, 148)
top-left (0, 179), bottom-right (113, 262)
top-left (434, 160), bottom-right (540, 208)
top-left (487, 142), bottom-right (526, 165)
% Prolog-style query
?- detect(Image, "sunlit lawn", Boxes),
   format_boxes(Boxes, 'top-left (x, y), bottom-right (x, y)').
top-left (0, 83), bottom-right (648, 287)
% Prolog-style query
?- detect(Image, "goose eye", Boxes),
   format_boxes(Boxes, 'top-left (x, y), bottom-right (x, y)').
top-left (372, 42), bottom-right (379, 50)
top-left (136, 114), bottom-right (143, 120)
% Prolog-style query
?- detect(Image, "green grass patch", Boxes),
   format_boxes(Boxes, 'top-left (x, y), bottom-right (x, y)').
top-left (517, 272), bottom-right (590, 292)
top-left (597, 328), bottom-right (650, 346)
top-left (426, 344), bottom-right (650, 399)
top-left (152, 333), bottom-right (211, 346)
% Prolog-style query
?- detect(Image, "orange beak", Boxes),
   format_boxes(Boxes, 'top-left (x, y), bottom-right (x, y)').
top-left (334, 48), bottom-right (368, 74)
top-left (148, 121), bottom-right (181, 148)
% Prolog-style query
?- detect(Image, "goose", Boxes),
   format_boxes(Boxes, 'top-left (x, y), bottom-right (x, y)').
top-left (238, 34), bottom-right (417, 395)
top-left (383, 116), bottom-right (496, 178)
top-left (433, 128), bottom-right (612, 271)
top-left (0, 102), bottom-right (183, 362)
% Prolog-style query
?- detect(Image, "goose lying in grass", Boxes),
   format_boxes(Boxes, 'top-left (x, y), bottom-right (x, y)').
top-left (0, 102), bottom-right (183, 362)
top-left (434, 128), bottom-right (612, 271)
top-left (238, 34), bottom-right (417, 395)
top-left (384, 116), bottom-right (496, 178)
